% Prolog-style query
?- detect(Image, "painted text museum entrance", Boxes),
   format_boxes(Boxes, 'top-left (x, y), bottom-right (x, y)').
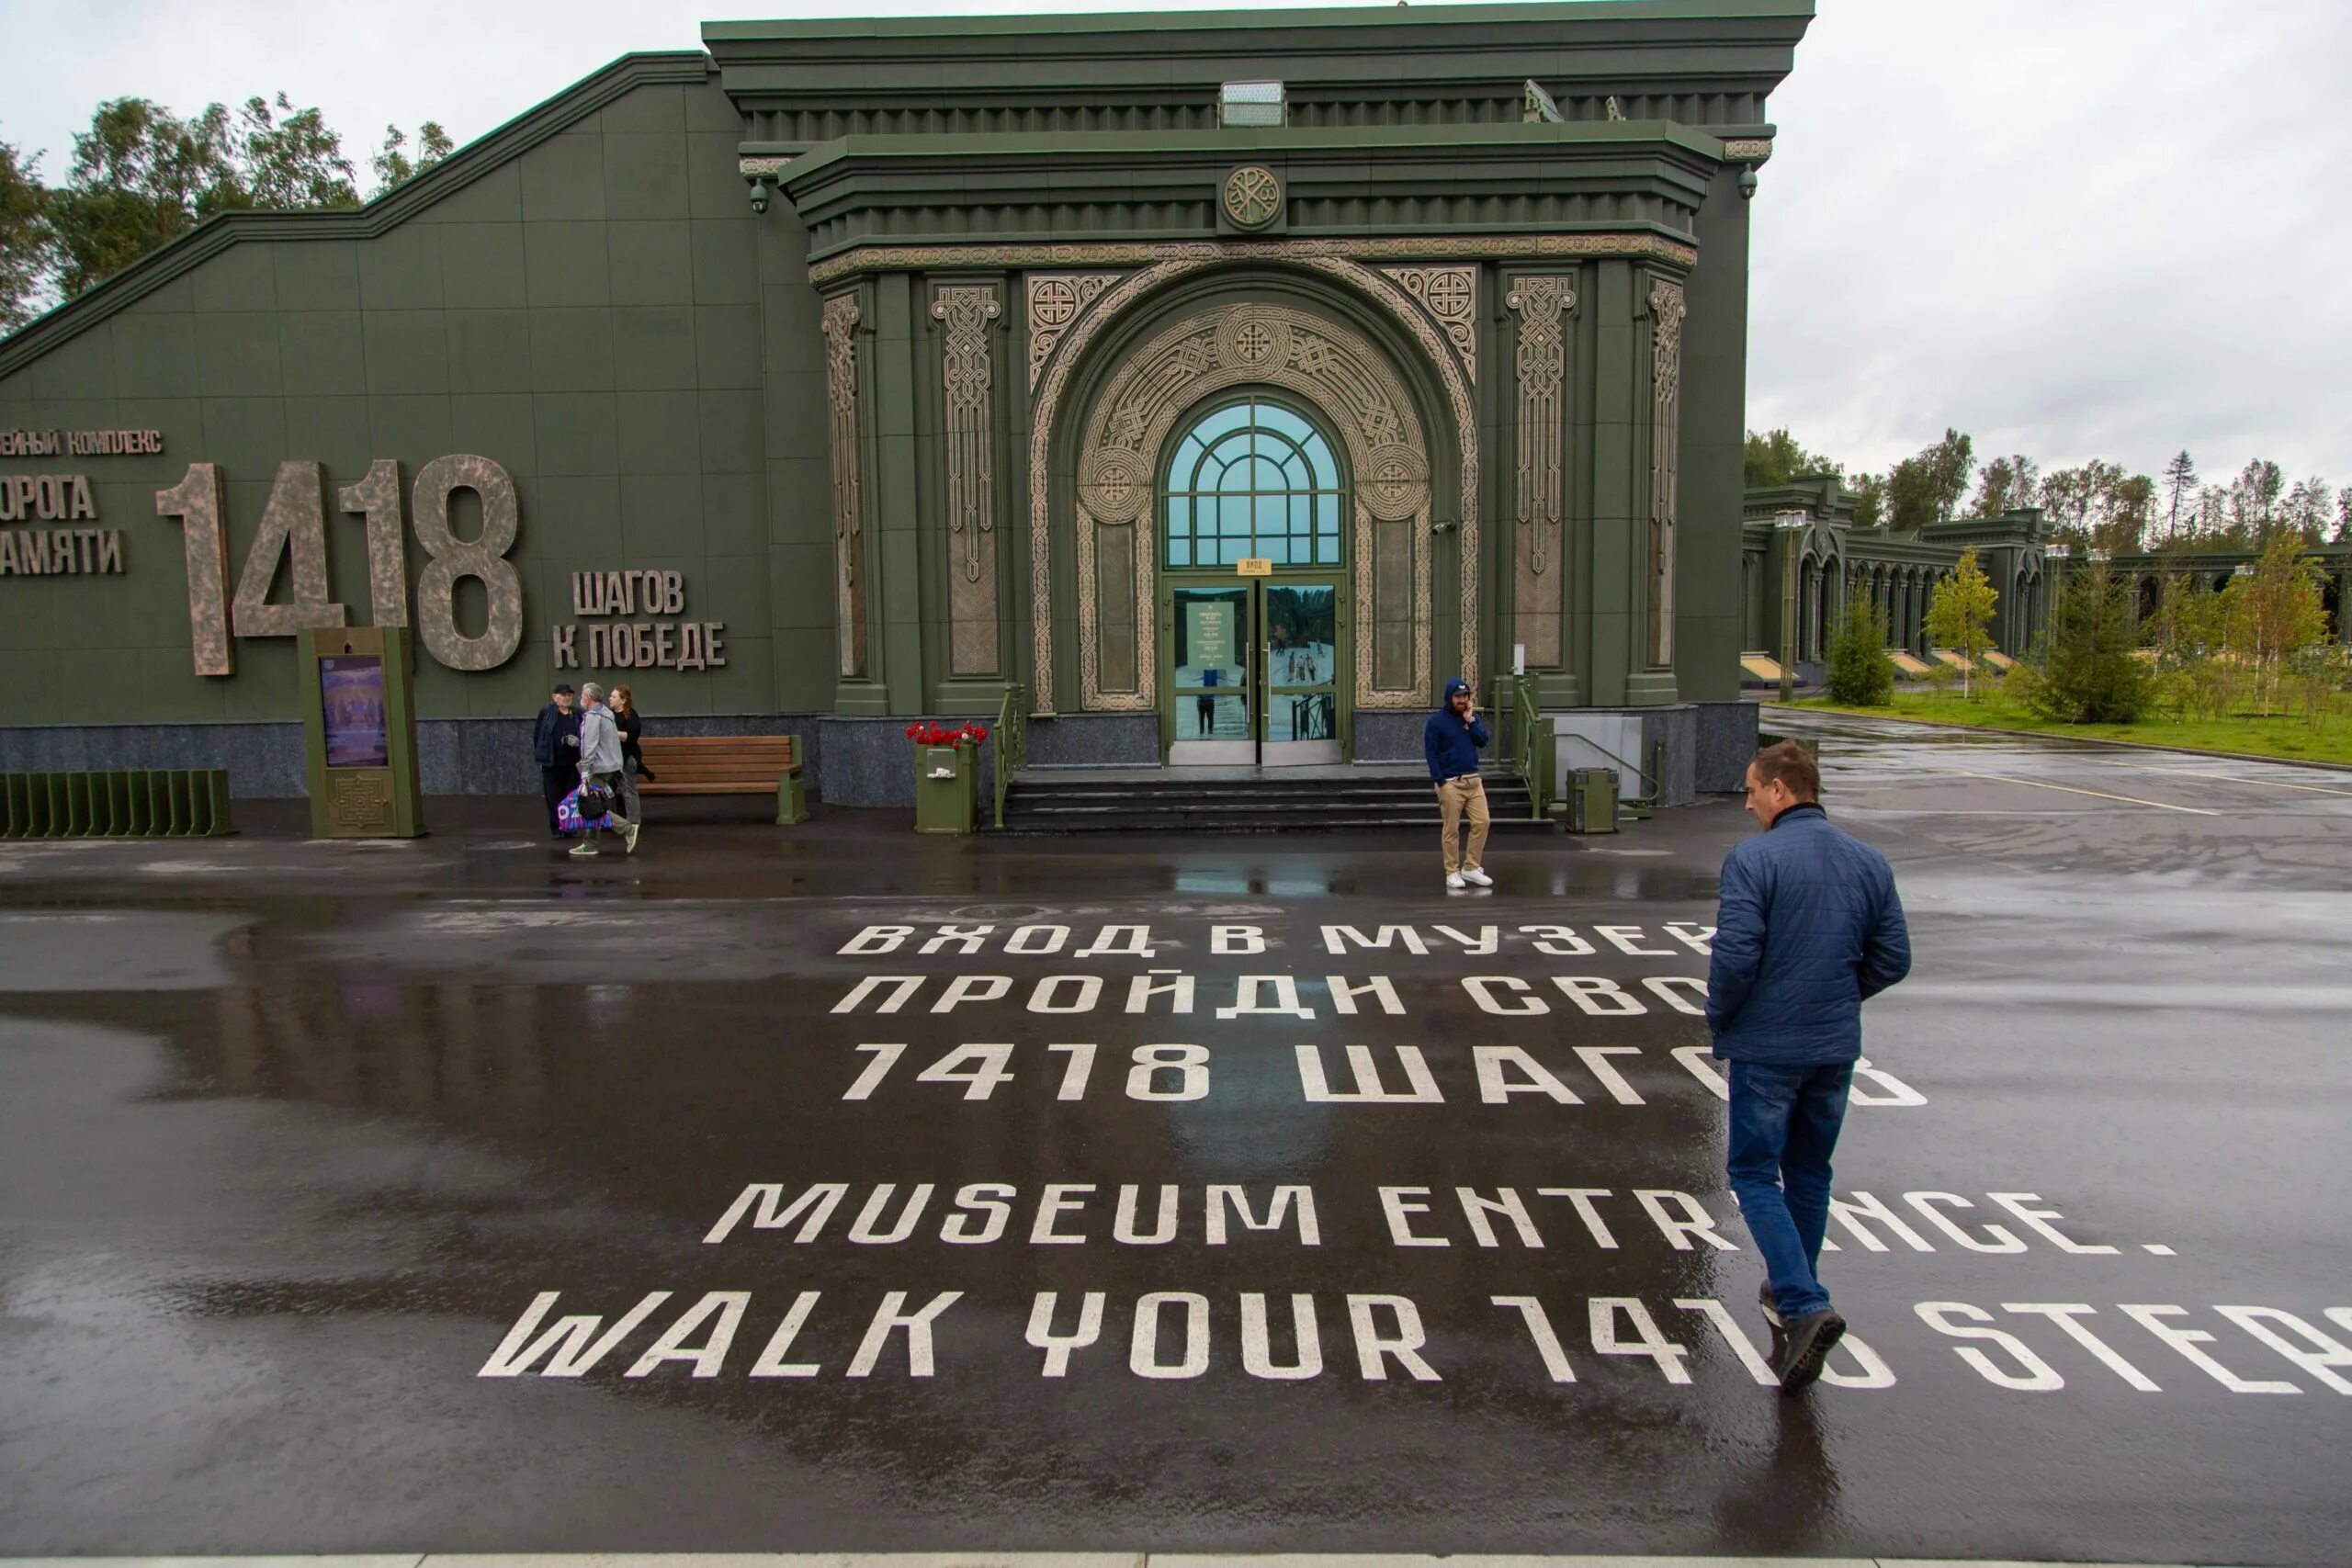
top-left (1156, 397), bottom-right (1349, 766)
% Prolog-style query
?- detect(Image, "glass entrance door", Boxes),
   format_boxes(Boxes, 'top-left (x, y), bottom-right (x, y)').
top-left (1170, 584), bottom-right (1254, 765)
top-left (1260, 579), bottom-right (1341, 766)
top-left (1165, 578), bottom-right (1346, 766)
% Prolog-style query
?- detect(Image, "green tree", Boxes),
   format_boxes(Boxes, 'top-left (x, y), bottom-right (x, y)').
top-left (2160, 449), bottom-right (2199, 539)
top-left (45, 97), bottom-right (245, 295)
top-left (2039, 464), bottom-right (2098, 544)
top-left (1825, 582), bottom-right (1895, 706)
top-left (372, 121), bottom-right (454, 191)
top-left (2227, 458), bottom-right (2285, 544)
top-left (1972, 452), bottom-right (2039, 517)
top-left (1879, 429), bottom-right (1973, 531)
top-left (2029, 560), bottom-right (2154, 724)
top-left (235, 92), bottom-right (357, 209)
top-left (1884, 456), bottom-right (1939, 531)
top-left (1920, 428), bottom-right (1974, 519)
top-left (0, 140), bottom-right (51, 333)
top-left (2335, 490), bottom-right (2352, 545)
top-left (2280, 477), bottom-right (2332, 545)
top-left (1849, 470), bottom-right (1887, 530)
top-left (2098, 470), bottom-right (2156, 554)
top-left (39, 91), bottom-right (357, 301)
top-left (1924, 546), bottom-right (1998, 697)
top-left (2222, 528), bottom-right (2329, 716)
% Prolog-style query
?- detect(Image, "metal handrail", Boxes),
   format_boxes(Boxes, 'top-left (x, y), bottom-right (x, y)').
top-left (991, 682), bottom-right (1030, 829)
top-left (1560, 732), bottom-right (1666, 816)
top-left (1503, 675), bottom-right (1554, 820)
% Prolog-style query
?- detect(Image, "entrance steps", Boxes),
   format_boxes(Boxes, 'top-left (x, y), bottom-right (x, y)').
top-left (996, 765), bottom-right (1556, 835)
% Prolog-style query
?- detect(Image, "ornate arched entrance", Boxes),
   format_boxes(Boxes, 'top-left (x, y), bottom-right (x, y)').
top-left (1057, 296), bottom-right (1438, 764)
top-left (1157, 395), bottom-right (1350, 763)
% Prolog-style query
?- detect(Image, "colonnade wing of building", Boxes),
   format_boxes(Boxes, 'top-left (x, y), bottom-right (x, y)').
top-left (1742, 475), bottom-right (2352, 672)
top-left (0, 4), bottom-right (1816, 804)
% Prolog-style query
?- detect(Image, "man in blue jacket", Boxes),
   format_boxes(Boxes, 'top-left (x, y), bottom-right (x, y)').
top-left (530, 682), bottom-right (581, 838)
top-left (1707, 739), bottom-right (1911, 1392)
top-left (1423, 676), bottom-right (1491, 888)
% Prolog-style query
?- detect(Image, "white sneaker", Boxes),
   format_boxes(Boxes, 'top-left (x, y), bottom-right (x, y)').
top-left (569, 842), bottom-right (599, 857)
top-left (1445, 872), bottom-right (1466, 889)
top-left (1462, 867), bottom-right (1493, 886)
top-left (624, 822), bottom-right (641, 854)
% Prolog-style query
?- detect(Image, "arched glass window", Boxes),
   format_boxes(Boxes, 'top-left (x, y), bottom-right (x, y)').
top-left (1162, 398), bottom-right (1343, 569)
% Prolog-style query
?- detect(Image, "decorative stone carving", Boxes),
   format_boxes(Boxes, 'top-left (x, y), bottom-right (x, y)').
top-left (1647, 276), bottom-right (1688, 669)
top-left (737, 155), bottom-right (798, 178)
top-left (1721, 138), bottom-right (1774, 164)
top-left (809, 232), bottom-right (1697, 288)
top-left (1507, 274), bottom-right (1574, 669)
top-left (1025, 245), bottom-right (1491, 711)
top-left (1381, 266), bottom-right (1478, 381)
top-left (822, 293), bottom-right (866, 680)
top-left (1361, 445), bottom-right (1429, 524)
top-left (1222, 166), bottom-right (1283, 230)
top-left (1077, 446), bottom-right (1153, 525)
top-left (934, 284), bottom-right (1003, 676)
top-left (1027, 273), bottom-right (1120, 390)
top-left (1071, 303), bottom-right (1432, 714)
top-left (1216, 307), bottom-right (1295, 371)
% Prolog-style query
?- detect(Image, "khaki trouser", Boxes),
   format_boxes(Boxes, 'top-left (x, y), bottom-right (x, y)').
top-left (1435, 773), bottom-right (1489, 874)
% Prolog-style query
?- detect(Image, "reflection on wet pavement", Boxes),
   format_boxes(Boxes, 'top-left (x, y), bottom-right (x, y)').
top-left (2, 720), bottom-right (2347, 1563)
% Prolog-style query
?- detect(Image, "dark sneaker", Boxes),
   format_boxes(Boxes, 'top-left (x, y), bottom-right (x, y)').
top-left (1758, 1280), bottom-right (1783, 1329)
top-left (1777, 1310), bottom-right (1845, 1393)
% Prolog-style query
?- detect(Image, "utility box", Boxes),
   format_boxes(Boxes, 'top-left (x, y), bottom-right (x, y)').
top-left (1569, 767), bottom-right (1618, 834)
top-left (300, 626), bottom-right (424, 839)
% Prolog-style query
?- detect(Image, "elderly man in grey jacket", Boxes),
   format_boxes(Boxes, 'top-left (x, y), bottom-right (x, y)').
top-left (571, 682), bottom-right (639, 857)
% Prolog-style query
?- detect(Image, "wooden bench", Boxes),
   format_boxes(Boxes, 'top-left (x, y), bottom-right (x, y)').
top-left (635, 735), bottom-right (807, 823)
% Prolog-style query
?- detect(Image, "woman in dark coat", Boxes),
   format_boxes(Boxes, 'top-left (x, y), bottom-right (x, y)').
top-left (610, 684), bottom-right (652, 825)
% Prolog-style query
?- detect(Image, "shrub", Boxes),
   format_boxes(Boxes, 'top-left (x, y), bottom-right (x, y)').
top-left (1826, 585), bottom-right (1896, 706)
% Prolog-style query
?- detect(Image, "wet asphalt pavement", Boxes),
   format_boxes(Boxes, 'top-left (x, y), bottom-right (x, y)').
top-left (2, 710), bottom-right (2348, 1564)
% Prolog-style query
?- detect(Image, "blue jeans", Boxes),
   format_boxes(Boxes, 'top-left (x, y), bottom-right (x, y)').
top-left (1726, 1060), bottom-right (1853, 1321)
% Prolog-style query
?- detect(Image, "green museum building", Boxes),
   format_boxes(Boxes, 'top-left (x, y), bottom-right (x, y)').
top-left (0, 1), bottom-right (1821, 807)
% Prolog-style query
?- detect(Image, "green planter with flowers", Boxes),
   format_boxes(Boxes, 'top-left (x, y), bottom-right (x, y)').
top-left (909, 721), bottom-right (988, 834)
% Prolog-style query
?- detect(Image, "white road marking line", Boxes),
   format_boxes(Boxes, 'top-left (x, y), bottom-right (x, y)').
top-left (1924, 768), bottom-right (2221, 816)
top-left (2095, 761), bottom-right (2352, 798)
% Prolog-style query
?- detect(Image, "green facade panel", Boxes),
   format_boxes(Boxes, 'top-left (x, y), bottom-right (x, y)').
top-left (3, 7), bottom-right (1813, 794)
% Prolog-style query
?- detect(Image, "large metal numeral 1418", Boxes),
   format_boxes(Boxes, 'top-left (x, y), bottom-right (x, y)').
top-left (154, 456), bottom-right (524, 676)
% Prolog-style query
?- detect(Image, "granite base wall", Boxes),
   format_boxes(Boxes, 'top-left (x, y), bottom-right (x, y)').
top-left (1352, 711), bottom-right (1424, 762)
top-left (4, 699), bottom-right (1760, 807)
top-left (1025, 714), bottom-right (1160, 769)
top-left (0, 714), bottom-right (820, 800)
top-left (1692, 699), bottom-right (1760, 795)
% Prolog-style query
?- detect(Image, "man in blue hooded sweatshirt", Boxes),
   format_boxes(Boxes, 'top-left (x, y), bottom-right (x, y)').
top-left (1423, 676), bottom-right (1491, 888)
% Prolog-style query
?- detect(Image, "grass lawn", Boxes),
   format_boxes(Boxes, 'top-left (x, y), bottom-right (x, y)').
top-left (1787, 690), bottom-right (2352, 766)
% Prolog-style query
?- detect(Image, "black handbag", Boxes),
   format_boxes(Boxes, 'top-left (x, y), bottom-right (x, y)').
top-left (577, 778), bottom-right (614, 817)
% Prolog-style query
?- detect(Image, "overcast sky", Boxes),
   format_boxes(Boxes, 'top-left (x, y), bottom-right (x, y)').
top-left (3, 0), bottom-right (2344, 490)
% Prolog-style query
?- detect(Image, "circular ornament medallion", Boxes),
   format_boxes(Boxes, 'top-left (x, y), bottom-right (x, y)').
top-left (1222, 165), bottom-right (1283, 231)
top-left (1362, 444), bottom-right (1430, 522)
top-left (1215, 308), bottom-right (1295, 373)
top-left (1079, 446), bottom-right (1154, 524)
